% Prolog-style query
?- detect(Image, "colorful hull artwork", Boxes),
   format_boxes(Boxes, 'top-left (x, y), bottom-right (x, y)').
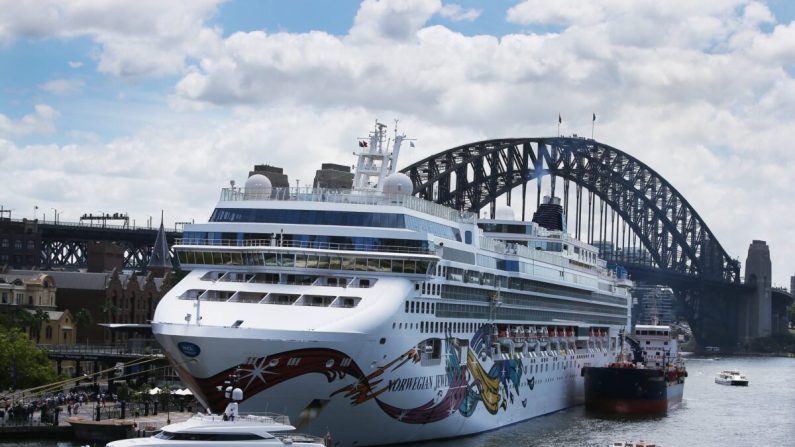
top-left (182, 325), bottom-right (533, 424)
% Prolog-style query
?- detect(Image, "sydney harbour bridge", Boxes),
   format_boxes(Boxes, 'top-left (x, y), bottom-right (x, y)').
top-left (28, 137), bottom-right (791, 350)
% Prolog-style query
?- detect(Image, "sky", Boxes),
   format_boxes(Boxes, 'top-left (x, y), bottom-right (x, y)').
top-left (0, 0), bottom-right (794, 286)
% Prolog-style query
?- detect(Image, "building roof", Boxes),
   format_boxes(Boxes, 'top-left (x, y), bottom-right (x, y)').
top-left (148, 215), bottom-right (172, 271)
top-left (37, 270), bottom-right (109, 290)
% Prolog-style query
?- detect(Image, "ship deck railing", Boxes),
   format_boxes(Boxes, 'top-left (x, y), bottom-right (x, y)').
top-left (175, 238), bottom-right (435, 255)
top-left (219, 186), bottom-right (476, 223)
top-left (188, 412), bottom-right (292, 426)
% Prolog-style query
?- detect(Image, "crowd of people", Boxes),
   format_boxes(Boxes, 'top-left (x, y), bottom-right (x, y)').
top-left (0, 388), bottom-right (117, 426)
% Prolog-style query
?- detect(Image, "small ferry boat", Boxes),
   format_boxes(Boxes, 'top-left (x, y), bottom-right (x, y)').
top-left (715, 370), bottom-right (748, 386)
top-left (582, 325), bottom-right (687, 415)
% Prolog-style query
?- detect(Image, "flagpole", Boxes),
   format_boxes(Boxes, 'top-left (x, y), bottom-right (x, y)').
top-left (591, 113), bottom-right (596, 140)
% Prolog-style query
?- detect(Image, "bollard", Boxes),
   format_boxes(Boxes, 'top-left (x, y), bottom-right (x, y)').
top-left (95, 405), bottom-right (101, 422)
top-left (120, 401), bottom-right (126, 420)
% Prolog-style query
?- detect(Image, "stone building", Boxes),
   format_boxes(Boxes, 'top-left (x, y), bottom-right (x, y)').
top-left (0, 270), bottom-right (56, 308)
top-left (103, 219), bottom-right (173, 342)
top-left (0, 218), bottom-right (41, 269)
top-left (0, 269), bottom-right (76, 347)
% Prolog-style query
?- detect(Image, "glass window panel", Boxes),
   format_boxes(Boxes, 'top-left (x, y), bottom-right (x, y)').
top-left (391, 260), bottom-right (403, 273)
top-left (264, 253), bottom-right (278, 266)
top-left (231, 253), bottom-right (243, 265)
top-left (294, 255), bottom-right (307, 268)
top-left (211, 252), bottom-right (222, 264)
top-left (329, 257), bottom-right (341, 270)
top-left (403, 260), bottom-right (417, 274)
top-left (379, 258), bottom-right (391, 272)
top-left (317, 255), bottom-right (330, 269)
top-left (367, 258), bottom-right (380, 272)
top-left (342, 257), bottom-right (355, 270)
top-left (306, 255), bottom-right (318, 268)
top-left (222, 252), bottom-right (233, 265)
top-left (281, 254), bottom-right (295, 268)
top-left (355, 258), bottom-right (368, 271)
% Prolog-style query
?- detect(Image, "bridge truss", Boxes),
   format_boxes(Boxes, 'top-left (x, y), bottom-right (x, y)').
top-left (402, 137), bottom-right (741, 283)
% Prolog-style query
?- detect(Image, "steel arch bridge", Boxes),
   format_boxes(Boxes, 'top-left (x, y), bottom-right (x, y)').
top-left (401, 137), bottom-right (741, 285)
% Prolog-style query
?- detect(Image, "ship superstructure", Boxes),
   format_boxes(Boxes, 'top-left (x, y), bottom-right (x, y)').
top-left (152, 122), bottom-right (632, 446)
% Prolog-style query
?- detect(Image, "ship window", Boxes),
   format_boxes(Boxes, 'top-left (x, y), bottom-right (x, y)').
top-left (405, 302), bottom-right (409, 313)
top-left (359, 279), bottom-right (370, 288)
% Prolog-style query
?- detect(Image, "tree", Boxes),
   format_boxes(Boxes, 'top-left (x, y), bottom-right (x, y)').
top-left (30, 309), bottom-right (50, 343)
top-left (0, 327), bottom-right (59, 390)
top-left (74, 308), bottom-right (93, 343)
top-left (787, 303), bottom-right (795, 327)
top-left (100, 300), bottom-right (119, 324)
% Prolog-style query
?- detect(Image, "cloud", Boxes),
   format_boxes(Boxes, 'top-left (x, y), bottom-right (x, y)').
top-left (68, 61), bottom-right (83, 68)
top-left (0, 105), bottom-right (60, 138)
top-left (39, 78), bottom-right (85, 96)
top-left (0, 0), bottom-right (223, 78)
top-left (439, 4), bottom-right (481, 22)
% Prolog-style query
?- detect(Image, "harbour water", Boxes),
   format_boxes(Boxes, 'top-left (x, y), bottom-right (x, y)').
top-left (5, 356), bottom-right (793, 447)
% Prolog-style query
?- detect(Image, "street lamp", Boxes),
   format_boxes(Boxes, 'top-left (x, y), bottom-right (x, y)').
top-left (51, 208), bottom-right (59, 224)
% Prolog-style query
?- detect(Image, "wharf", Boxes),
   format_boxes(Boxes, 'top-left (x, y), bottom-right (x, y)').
top-left (0, 408), bottom-right (193, 442)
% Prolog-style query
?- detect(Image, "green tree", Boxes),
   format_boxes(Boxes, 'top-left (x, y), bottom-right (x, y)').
top-left (0, 327), bottom-right (59, 390)
top-left (100, 300), bottom-right (119, 324)
top-left (74, 308), bottom-right (93, 343)
top-left (787, 303), bottom-right (795, 327)
top-left (30, 309), bottom-right (50, 343)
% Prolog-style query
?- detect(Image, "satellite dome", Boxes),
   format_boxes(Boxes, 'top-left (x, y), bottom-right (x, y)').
top-left (495, 206), bottom-right (515, 221)
top-left (382, 173), bottom-right (413, 195)
top-left (244, 174), bottom-right (272, 199)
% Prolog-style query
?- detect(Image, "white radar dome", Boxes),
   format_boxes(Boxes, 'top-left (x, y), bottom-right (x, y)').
top-left (495, 206), bottom-right (515, 221)
top-left (382, 173), bottom-right (413, 195)
top-left (244, 174), bottom-right (272, 199)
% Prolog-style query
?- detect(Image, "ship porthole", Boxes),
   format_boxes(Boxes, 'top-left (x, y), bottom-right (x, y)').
top-left (325, 359), bottom-right (335, 368)
top-left (269, 359), bottom-right (279, 367)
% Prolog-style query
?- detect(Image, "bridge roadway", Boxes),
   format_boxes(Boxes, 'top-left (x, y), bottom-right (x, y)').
top-left (36, 220), bottom-right (181, 271)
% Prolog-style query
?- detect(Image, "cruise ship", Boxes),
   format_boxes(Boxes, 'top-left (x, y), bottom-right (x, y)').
top-left (152, 122), bottom-right (632, 446)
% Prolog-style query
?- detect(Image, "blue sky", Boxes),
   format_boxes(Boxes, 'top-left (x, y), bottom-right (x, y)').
top-left (1, 0), bottom-right (794, 285)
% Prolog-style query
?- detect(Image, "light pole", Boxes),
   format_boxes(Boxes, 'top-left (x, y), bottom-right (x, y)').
top-left (51, 208), bottom-right (59, 224)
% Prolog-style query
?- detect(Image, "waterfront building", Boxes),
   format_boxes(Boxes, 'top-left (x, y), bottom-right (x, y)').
top-left (0, 218), bottom-right (41, 269)
top-left (0, 269), bottom-right (56, 308)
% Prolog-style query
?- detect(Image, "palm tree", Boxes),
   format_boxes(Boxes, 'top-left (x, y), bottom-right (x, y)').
top-left (30, 309), bottom-right (50, 343)
top-left (74, 308), bottom-right (93, 344)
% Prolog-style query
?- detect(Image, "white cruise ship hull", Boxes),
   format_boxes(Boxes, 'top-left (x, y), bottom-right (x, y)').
top-left (154, 322), bottom-right (615, 446)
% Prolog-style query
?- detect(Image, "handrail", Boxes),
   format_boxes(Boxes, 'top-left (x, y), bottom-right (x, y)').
top-left (218, 187), bottom-right (476, 223)
top-left (175, 238), bottom-right (434, 255)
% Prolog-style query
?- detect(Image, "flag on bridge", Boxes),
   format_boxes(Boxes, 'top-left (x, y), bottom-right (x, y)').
top-left (593, 113), bottom-right (596, 122)
top-left (558, 114), bottom-right (562, 124)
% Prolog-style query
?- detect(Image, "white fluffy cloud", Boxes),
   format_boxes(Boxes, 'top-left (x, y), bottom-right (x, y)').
top-left (0, 0), bottom-right (223, 77)
top-left (0, 105), bottom-right (60, 138)
top-left (1, 0), bottom-right (794, 284)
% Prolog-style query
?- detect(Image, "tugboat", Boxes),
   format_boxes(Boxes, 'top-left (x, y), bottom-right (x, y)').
top-left (582, 325), bottom-right (687, 415)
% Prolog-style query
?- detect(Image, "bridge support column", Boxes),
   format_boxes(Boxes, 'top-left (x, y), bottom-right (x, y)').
top-left (740, 240), bottom-right (772, 343)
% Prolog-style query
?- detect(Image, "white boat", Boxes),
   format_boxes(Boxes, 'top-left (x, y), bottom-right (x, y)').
top-left (106, 413), bottom-right (326, 447)
top-left (151, 121), bottom-right (633, 446)
top-left (715, 370), bottom-right (748, 386)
